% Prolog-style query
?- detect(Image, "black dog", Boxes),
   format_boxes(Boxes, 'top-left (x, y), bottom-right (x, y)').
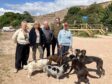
top-left (68, 55), bottom-right (98, 84)
top-left (79, 50), bottom-right (105, 78)
top-left (75, 49), bottom-right (81, 58)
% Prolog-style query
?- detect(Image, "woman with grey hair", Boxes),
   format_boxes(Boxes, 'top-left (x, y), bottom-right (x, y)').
top-left (12, 21), bottom-right (30, 73)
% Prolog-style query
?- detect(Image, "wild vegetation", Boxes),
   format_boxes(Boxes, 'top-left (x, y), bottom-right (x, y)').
top-left (0, 11), bottom-right (34, 28)
top-left (64, 3), bottom-right (112, 32)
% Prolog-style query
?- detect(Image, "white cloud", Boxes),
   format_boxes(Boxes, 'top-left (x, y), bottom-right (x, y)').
top-left (4, 0), bottom-right (112, 16)
top-left (0, 8), bottom-right (22, 15)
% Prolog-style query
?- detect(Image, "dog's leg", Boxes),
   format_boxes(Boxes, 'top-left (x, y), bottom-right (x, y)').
top-left (28, 69), bottom-right (33, 78)
top-left (46, 71), bottom-right (50, 77)
top-left (75, 81), bottom-right (80, 84)
top-left (47, 74), bottom-right (50, 77)
top-left (48, 60), bottom-right (52, 65)
top-left (23, 65), bottom-right (28, 70)
top-left (68, 67), bottom-right (73, 74)
top-left (43, 67), bottom-right (46, 73)
top-left (75, 76), bottom-right (81, 84)
top-left (84, 78), bottom-right (90, 84)
top-left (101, 67), bottom-right (105, 75)
top-left (28, 72), bottom-right (32, 78)
top-left (100, 61), bottom-right (105, 76)
top-left (96, 66), bottom-right (102, 78)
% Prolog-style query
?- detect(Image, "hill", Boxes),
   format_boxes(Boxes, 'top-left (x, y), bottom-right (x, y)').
top-left (33, 1), bottom-right (112, 24)
top-left (33, 9), bottom-right (68, 24)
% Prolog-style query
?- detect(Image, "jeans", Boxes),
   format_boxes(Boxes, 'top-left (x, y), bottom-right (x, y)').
top-left (32, 43), bottom-right (44, 60)
top-left (60, 46), bottom-right (69, 56)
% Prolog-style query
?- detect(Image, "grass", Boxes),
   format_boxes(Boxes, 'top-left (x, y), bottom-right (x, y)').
top-left (72, 31), bottom-right (91, 37)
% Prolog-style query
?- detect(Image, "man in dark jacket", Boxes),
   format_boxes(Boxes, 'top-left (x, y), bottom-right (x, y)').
top-left (29, 22), bottom-right (46, 61)
top-left (42, 21), bottom-right (53, 57)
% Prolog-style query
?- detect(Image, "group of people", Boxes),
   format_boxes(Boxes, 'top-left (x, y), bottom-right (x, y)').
top-left (12, 17), bottom-right (73, 73)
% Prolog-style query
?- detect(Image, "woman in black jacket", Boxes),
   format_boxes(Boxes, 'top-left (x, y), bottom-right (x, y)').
top-left (29, 22), bottom-right (46, 61)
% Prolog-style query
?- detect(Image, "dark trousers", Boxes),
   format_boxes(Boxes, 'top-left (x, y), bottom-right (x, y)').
top-left (43, 43), bottom-right (50, 57)
top-left (60, 46), bottom-right (69, 56)
top-left (15, 43), bottom-right (29, 69)
top-left (52, 37), bottom-right (59, 55)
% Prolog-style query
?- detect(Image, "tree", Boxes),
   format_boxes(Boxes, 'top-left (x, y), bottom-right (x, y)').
top-left (22, 11), bottom-right (34, 22)
top-left (67, 7), bottom-right (81, 15)
top-left (11, 20), bottom-right (21, 27)
top-left (0, 11), bottom-right (34, 29)
top-left (103, 3), bottom-right (112, 31)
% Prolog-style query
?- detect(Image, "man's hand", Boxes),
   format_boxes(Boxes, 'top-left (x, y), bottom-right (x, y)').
top-left (70, 46), bottom-right (73, 53)
top-left (59, 45), bottom-right (62, 49)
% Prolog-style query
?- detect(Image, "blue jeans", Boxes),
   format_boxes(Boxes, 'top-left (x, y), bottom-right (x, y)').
top-left (60, 46), bottom-right (69, 56)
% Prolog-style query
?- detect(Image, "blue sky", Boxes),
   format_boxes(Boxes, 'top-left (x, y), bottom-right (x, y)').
top-left (0, 0), bottom-right (54, 8)
top-left (0, 0), bottom-right (111, 16)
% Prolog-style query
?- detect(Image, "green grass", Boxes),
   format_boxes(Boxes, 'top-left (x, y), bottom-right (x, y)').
top-left (72, 31), bottom-right (90, 37)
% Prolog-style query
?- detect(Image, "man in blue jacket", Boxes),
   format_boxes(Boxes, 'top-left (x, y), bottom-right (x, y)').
top-left (58, 22), bottom-right (73, 56)
top-left (29, 22), bottom-right (46, 61)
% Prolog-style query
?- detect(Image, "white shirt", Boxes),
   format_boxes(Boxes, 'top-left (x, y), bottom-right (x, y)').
top-left (12, 28), bottom-right (29, 44)
top-left (35, 29), bottom-right (40, 43)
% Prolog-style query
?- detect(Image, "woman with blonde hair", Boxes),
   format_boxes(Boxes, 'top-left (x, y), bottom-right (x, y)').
top-left (12, 21), bottom-right (30, 73)
top-left (29, 21), bottom-right (46, 61)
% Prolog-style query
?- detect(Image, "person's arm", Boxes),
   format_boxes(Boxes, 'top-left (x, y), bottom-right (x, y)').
top-left (29, 28), bottom-right (33, 45)
top-left (41, 29), bottom-right (46, 45)
top-left (50, 23), bottom-right (54, 32)
top-left (58, 30), bottom-right (62, 47)
top-left (70, 31), bottom-right (73, 47)
top-left (12, 30), bottom-right (19, 43)
top-left (69, 31), bottom-right (73, 52)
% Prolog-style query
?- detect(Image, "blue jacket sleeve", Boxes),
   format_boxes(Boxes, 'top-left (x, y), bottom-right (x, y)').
top-left (58, 30), bottom-right (62, 45)
top-left (69, 31), bottom-right (72, 47)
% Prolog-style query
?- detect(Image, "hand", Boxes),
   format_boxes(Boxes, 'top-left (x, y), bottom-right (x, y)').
top-left (42, 44), bottom-right (44, 47)
top-left (70, 46), bottom-right (73, 52)
top-left (59, 45), bottom-right (62, 48)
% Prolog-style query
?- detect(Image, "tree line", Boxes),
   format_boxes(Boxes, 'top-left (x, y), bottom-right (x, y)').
top-left (63, 3), bottom-right (112, 32)
top-left (0, 11), bottom-right (34, 28)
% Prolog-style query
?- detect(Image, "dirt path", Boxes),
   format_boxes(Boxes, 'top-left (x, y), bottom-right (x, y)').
top-left (0, 32), bottom-right (112, 84)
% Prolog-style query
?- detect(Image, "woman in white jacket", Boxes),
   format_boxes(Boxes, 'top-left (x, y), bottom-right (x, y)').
top-left (12, 21), bottom-right (30, 73)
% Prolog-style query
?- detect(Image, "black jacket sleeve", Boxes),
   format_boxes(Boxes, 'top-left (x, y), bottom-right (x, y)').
top-left (29, 28), bottom-right (36, 46)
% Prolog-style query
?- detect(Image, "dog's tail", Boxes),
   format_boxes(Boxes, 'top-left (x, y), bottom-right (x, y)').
top-left (23, 65), bottom-right (28, 70)
top-left (88, 73), bottom-right (99, 79)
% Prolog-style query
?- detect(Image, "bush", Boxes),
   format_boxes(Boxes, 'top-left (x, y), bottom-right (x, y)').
top-left (71, 31), bottom-right (89, 37)
top-left (64, 2), bottom-right (112, 32)
top-left (0, 11), bottom-right (34, 29)
top-left (77, 31), bottom-right (89, 37)
top-left (11, 20), bottom-right (21, 27)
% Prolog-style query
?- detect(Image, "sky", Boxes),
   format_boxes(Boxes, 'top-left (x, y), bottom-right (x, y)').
top-left (0, 0), bottom-right (111, 16)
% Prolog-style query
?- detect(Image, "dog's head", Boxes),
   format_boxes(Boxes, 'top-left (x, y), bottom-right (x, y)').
top-left (81, 49), bottom-right (86, 56)
top-left (62, 63), bottom-right (70, 73)
top-left (69, 54), bottom-right (76, 60)
top-left (75, 49), bottom-right (81, 56)
top-left (63, 51), bottom-right (69, 56)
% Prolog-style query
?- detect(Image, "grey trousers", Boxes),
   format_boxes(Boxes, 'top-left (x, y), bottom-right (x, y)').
top-left (32, 43), bottom-right (44, 60)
